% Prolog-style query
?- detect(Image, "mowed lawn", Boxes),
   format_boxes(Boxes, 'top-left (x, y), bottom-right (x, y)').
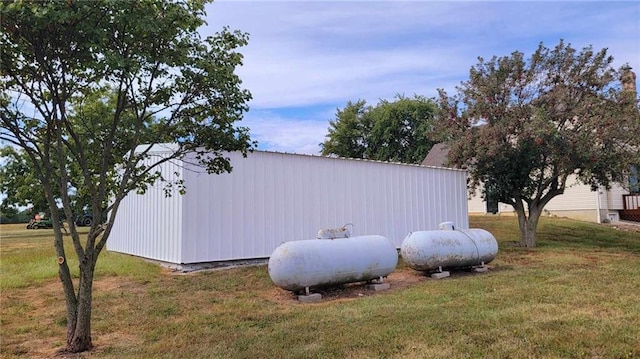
top-left (1, 216), bottom-right (639, 359)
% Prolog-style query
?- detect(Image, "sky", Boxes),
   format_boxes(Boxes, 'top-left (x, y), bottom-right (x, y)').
top-left (201, 0), bottom-right (640, 155)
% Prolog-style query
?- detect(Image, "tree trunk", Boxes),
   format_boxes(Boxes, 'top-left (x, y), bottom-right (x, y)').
top-left (64, 259), bottom-right (95, 353)
top-left (515, 205), bottom-right (542, 248)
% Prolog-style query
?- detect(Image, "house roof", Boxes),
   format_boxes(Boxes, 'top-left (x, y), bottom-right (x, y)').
top-left (421, 143), bottom-right (450, 167)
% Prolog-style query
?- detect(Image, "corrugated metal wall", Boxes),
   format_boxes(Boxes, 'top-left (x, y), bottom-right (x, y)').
top-left (109, 150), bottom-right (469, 264)
top-left (108, 152), bottom-right (184, 263)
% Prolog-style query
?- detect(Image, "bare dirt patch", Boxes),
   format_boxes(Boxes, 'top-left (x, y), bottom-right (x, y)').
top-left (605, 222), bottom-right (640, 233)
top-left (170, 263), bottom-right (496, 304)
top-left (1, 277), bottom-right (143, 359)
top-left (165, 262), bottom-right (440, 303)
top-left (264, 267), bottom-right (452, 304)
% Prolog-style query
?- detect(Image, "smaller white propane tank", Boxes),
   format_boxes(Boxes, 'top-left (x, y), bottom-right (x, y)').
top-left (268, 235), bottom-right (398, 292)
top-left (400, 222), bottom-right (498, 271)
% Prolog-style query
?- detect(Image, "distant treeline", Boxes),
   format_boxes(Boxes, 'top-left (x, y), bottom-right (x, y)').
top-left (0, 210), bottom-right (32, 224)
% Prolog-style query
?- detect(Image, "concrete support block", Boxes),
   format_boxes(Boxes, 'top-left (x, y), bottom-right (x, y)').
top-left (473, 266), bottom-right (489, 273)
top-left (366, 283), bottom-right (390, 291)
top-left (298, 293), bottom-right (322, 303)
top-left (431, 271), bottom-right (450, 279)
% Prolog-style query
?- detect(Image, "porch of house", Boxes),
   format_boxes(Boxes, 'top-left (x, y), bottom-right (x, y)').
top-left (620, 194), bottom-right (640, 222)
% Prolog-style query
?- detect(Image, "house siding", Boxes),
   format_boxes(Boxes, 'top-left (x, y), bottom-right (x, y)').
top-left (467, 174), bottom-right (630, 223)
top-left (545, 177), bottom-right (598, 211)
top-left (605, 184), bottom-right (629, 210)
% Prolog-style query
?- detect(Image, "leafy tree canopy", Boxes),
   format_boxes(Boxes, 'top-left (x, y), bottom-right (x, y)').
top-left (1, 146), bottom-right (50, 214)
top-left (1, 88), bottom-right (171, 217)
top-left (438, 40), bottom-right (640, 247)
top-left (321, 95), bottom-right (438, 164)
top-left (1, 0), bottom-right (253, 353)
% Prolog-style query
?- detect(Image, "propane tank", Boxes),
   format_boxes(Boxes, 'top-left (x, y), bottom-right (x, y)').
top-left (268, 235), bottom-right (398, 292)
top-left (400, 223), bottom-right (498, 271)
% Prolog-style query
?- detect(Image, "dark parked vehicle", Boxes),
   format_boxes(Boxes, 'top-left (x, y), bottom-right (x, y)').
top-left (75, 214), bottom-right (93, 227)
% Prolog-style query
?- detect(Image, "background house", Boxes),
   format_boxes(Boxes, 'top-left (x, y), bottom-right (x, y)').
top-left (422, 144), bottom-right (639, 223)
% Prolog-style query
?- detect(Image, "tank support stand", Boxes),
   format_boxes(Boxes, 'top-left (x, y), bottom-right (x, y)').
top-left (473, 261), bottom-right (489, 273)
top-left (430, 266), bottom-right (451, 279)
top-left (365, 276), bottom-right (390, 291)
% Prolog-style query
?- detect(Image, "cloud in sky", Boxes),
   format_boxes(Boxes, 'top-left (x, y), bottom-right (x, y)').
top-left (204, 1), bottom-right (640, 155)
top-left (242, 106), bottom-right (335, 155)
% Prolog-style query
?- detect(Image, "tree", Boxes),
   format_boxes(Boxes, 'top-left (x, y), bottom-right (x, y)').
top-left (321, 95), bottom-right (438, 164)
top-left (0, 0), bottom-right (254, 353)
top-left (437, 40), bottom-right (640, 247)
top-left (1, 146), bottom-right (50, 215)
top-left (1, 88), bottom-right (171, 218)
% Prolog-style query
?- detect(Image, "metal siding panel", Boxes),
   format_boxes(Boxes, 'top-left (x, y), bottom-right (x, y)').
top-left (180, 167), bottom-right (194, 262)
top-left (317, 157), bottom-right (331, 227)
top-left (112, 150), bottom-right (468, 263)
top-left (182, 159), bottom-right (211, 263)
top-left (391, 166), bottom-right (401, 241)
top-left (182, 152), bottom-right (228, 263)
top-left (304, 158), bottom-right (317, 238)
top-left (293, 156), bottom-right (305, 233)
top-left (442, 169), bottom-right (454, 226)
top-left (109, 152), bottom-right (183, 263)
top-left (426, 169), bottom-right (438, 231)
top-left (180, 163), bottom-right (196, 263)
top-left (381, 164), bottom-right (392, 238)
top-left (284, 155), bottom-right (296, 240)
top-left (413, 168), bottom-right (424, 229)
top-left (250, 156), bottom-right (261, 255)
top-left (232, 162), bottom-right (243, 258)
top-left (410, 169), bottom-right (420, 231)
top-left (264, 153), bottom-right (277, 251)
top-left (329, 159), bottom-right (342, 226)
top-left (222, 164), bottom-right (235, 259)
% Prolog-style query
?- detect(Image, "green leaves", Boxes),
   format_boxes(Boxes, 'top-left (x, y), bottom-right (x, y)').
top-left (1, 0), bottom-right (254, 206)
top-left (441, 40), bottom-right (639, 195)
top-left (321, 95), bottom-right (439, 164)
top-left (438, 40), bottom-right (640, 245)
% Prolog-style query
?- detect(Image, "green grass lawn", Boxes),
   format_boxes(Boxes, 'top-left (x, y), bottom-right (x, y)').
top-left (1, 217), bottom-right (639, 358)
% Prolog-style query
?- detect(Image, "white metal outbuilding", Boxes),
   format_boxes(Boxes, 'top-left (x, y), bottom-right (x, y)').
top-left (108, 148), bottom-right (469, 265)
